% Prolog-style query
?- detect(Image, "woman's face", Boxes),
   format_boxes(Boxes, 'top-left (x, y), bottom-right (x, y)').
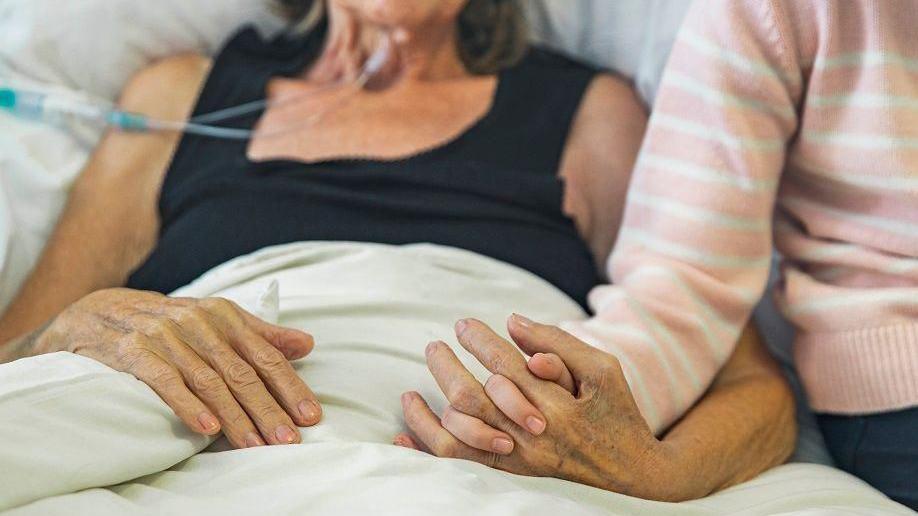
top-left (329, 0), bottom-right (469, 29)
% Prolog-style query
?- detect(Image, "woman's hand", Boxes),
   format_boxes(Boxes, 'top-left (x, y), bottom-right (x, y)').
top-left (394, 315), bottom-right (686, 501)
top-left (33, 288), bottom-right (323, 449)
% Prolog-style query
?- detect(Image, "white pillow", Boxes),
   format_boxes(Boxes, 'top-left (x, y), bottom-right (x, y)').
top-left (0, 0), bottom-right (282, 100)
top-left (526, 0), bottom-right (692, 104)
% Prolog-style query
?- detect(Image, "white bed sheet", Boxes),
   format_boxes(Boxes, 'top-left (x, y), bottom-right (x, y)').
top-left (0, 243), bottom-right (910, 515)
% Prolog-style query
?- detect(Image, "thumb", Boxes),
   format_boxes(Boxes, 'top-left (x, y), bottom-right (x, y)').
top-left (239, 310), bottom-right (315, 360)
top-left (507, 314), bottom-right (597, 382)
top-left (264, 324), bottom-right (315, 361)
top-left (528, 353), bottom-right (576, 394)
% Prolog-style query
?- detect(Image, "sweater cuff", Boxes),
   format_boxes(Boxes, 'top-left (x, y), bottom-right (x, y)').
top-left (794, 323), bottom-right (918, 414)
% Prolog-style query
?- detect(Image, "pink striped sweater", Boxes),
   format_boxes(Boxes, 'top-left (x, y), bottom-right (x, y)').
top-left (563, 0), bottom-right (918, 433)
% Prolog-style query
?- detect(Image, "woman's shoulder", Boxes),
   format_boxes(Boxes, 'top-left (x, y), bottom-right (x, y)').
top-left (118, 54), bottom-right (213, 121)
top-left (519, 46), bottom-right (598, 73)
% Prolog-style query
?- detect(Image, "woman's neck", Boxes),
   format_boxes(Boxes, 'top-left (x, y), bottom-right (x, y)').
top-left (308, 5), bottom-right (469, 85)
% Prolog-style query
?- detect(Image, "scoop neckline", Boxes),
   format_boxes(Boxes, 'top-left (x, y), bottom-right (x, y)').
top-left (243, 71), bottom-right (506, 171)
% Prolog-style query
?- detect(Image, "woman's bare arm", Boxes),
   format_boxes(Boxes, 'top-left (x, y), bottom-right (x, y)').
top-left (559, 73), bottom-right (648, 271)
top-left (660, 325), bottom-right (797, 498)
top-left (0, 55), bottom-right (210, 346)
top-left (0, 56), bottom-right (327, 447)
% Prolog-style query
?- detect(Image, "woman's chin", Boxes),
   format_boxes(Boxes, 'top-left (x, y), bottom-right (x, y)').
top-left (334, 0), bottom-right (467, 30)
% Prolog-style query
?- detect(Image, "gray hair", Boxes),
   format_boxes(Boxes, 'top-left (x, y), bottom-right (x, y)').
top-left (273, 0), bottom-right (528, 75)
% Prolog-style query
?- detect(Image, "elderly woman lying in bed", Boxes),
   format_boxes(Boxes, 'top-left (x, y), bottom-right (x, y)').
top-left (0, 0), bottom-right (794, 502)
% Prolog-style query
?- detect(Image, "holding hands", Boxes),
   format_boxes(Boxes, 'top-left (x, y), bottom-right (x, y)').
top-left (395, 315), bottom-right (681, 501)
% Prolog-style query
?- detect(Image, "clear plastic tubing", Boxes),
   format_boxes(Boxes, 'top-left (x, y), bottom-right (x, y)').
top-left (0, 37), bottom-right (392, 140)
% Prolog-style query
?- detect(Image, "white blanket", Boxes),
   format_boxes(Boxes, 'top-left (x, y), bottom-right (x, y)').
top-left (0, 243), bottom-right (909, 515)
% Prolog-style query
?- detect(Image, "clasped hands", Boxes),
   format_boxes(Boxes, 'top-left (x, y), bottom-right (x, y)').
top-left (393, 314), bottom-right (676, 500)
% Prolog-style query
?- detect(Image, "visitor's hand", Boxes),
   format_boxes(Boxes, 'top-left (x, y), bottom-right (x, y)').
top-left (34, 288), bottom-right (322, 448)
top-left (395, 315), bottom-right (680, 501)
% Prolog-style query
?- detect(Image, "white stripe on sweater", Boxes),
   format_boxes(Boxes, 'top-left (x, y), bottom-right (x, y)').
top-left (640, 153), bottom-right (778, 192)
top-left (780, 197), bottom-right (918, 238)
top-left (679, 30), bottom-right (800, 86)
top-left (785, 288), bottom-right (918, 316)
top-left (814, 51), bottom-right (918, 72)
top-left (666, 70), bottom-right (797, 119)
top-left (791, 157), bottom-right (918, 192)
top-left (654, 114), bottom-right (787, 151)
top-left (809, 93), bottom-right (918, 110)
top-left (620, 227), bottom-right (772, 269)
top-left (803, 131), bottom-right (918, 150)
top-left (629, 190), bottom-right (770, 232)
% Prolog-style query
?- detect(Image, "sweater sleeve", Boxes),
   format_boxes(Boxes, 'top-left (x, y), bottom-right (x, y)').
top-left (561, 0), bottom-right (806, 434)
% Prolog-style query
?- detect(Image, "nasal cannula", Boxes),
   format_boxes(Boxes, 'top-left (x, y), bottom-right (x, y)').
top-left (0, 37), bottom-right (392, 140)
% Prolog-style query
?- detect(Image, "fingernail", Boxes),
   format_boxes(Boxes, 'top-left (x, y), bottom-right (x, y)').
top-left (198, 412), bottom-right (219, 433)
top-left (526, 416), bottom-right (546, 435)
top-left (455, 319), bottom-right (469, 334)
top-left (492, 438), bottom-right (514, 455)
top-left (512, 314), bottom-right (534, 328)
top-left (299, 400), bottom-right (322, 423)
top-left (425, 341), bottom-right (438, 357)
top-left (401, 392), bottom-right (412, 408)
top-left (275, 425), bottom-right (298, 444)
top-left (245, 433), bottom-right (265, 448)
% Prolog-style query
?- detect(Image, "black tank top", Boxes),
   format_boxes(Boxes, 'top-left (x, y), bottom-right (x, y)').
top-left (127, 25), bottom-right (602, 309)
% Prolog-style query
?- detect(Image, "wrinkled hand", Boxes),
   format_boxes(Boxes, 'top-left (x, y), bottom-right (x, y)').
top-left (395, 315), bottom-right (679, 500)
top-left (35, 288), bottom-right (322, 448)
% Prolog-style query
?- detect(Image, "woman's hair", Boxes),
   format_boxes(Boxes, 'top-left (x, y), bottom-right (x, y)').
top-left (273, 0), bottom-right (528, 75)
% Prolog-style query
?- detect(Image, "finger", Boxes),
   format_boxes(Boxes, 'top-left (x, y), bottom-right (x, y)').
top-left (454, 319), bottom-right (551, 399)
top-left (400, 392), bottom-right (498, 467)
top-left (119, 345), bottom-right (223, 438)
top-left (440, 406), bottom-right (515, 455)
top-left (528, 353), bottom-right (576, 394)
top-left (425, 341), bottom-right (508, 429)
top-left (169, 305), bottom-right (302, 446)
top-left (214, 353), bottom-right (302, 446)
top-left (233, 327), bottom-right (322, 428)
top-left (507, 314), bottom-right (602, 382)
top-left (236, 304), bottom-right (315, 360)
top-left (393, 433), bottom-right (422, 451)
top-left (484, 374), bottom-right (547, 436)
top-left (198, 298), bottom-right (322, 426)
top-left (147, 329), bottom-right (265, 449)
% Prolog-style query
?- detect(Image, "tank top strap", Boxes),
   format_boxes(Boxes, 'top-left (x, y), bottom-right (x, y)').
top-left (163, 25), bottom-right (324, 196)
top-left (455, 47), bottom-right (599, 177)
top-left (192, 25), bottom-right (323, 117)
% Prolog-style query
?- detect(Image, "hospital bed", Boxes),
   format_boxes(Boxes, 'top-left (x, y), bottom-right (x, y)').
top-left (0, 0), bottom-right (911, 514)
